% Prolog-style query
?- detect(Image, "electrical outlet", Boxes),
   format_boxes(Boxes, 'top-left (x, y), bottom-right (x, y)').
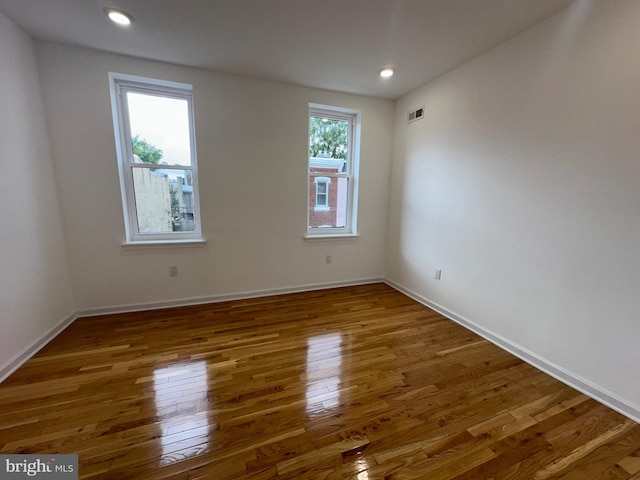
top-left (169, 265), bottom-right (178, 277)
top-left (434, 268), bottom-right (442, 280)
top-left (325, 254), bottom-right (332, 264)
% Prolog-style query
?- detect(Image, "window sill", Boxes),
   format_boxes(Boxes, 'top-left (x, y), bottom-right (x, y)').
top-left (303, 233), bottom-right (359, 242)
top-left (122, 239), bottom-right (207, 250)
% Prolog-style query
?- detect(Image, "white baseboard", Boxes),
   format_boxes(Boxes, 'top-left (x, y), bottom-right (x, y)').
top-left (385, 279), bottom-right (640, 424)
top-left (76, 277), bottom-right (385, 317)
top-left (0, 312), bottom-right (77, 383)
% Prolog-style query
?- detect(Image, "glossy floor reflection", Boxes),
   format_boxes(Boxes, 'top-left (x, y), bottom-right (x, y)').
top-left (305, 333), bottom-right (343, 415)
top-left (152, 362), bottom-right (210, 466)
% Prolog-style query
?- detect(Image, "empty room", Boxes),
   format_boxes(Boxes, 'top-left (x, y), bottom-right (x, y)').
top-left (1, 0), bottom-right (640, 478)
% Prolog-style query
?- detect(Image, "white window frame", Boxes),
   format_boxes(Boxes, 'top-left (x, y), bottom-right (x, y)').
top-left (109, 72), bottom-right (203, 244)
top-left (307, 104), bottom-right (360, 238)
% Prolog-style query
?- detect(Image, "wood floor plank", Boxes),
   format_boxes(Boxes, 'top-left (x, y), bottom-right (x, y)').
top-left (1, 283), bottom-right (638, 478)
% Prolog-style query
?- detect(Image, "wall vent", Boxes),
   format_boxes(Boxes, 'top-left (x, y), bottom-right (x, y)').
top-left (407, 106), bottom-right (425, 124)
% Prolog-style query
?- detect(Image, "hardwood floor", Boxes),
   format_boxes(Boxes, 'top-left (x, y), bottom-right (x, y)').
top-left (1, 283), bottom-right (639, 479)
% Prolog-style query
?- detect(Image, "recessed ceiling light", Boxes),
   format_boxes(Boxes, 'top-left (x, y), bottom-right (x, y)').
top-left (104, 8), bottom-right (134, 26)
top-left (379, 67), bottom-right (395, 78)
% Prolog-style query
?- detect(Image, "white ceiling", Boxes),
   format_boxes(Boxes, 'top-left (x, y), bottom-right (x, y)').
top-left (0, 0), bottom-right (574, 99)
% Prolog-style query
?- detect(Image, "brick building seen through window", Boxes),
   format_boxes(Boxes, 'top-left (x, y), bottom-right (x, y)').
top-left (308, 158), bottom-right (349, 228)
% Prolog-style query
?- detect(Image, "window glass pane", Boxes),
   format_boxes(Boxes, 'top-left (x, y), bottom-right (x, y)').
top-left (127, 92), bottom-right (192, 167)
top-left (309, 175), bottom-right (348, 229)
top-left (132, 167), bottom-right (196, 234)
top-left (309, 116), bottom-right (349, 167)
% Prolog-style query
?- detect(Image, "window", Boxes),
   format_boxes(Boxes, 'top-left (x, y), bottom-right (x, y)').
top-left (314, 177), bottom-right (330, 211)
top-left (109, 73), bottom-right (202, 243)
top-left (307, 104), bottom-right (360, 236)
top-left (316, 181), bottom-right (327, 206)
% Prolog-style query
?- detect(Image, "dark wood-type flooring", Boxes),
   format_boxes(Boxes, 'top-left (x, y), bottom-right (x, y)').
top-left (1, 283), bottom-right (639, 479)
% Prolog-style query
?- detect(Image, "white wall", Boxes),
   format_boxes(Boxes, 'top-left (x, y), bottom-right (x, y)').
top-left (0, 14), bottom-right (75, 377)
top-left (388, 0), bottom-right (640, 414)
top-left (36, 43), bottom-right (394, 311)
